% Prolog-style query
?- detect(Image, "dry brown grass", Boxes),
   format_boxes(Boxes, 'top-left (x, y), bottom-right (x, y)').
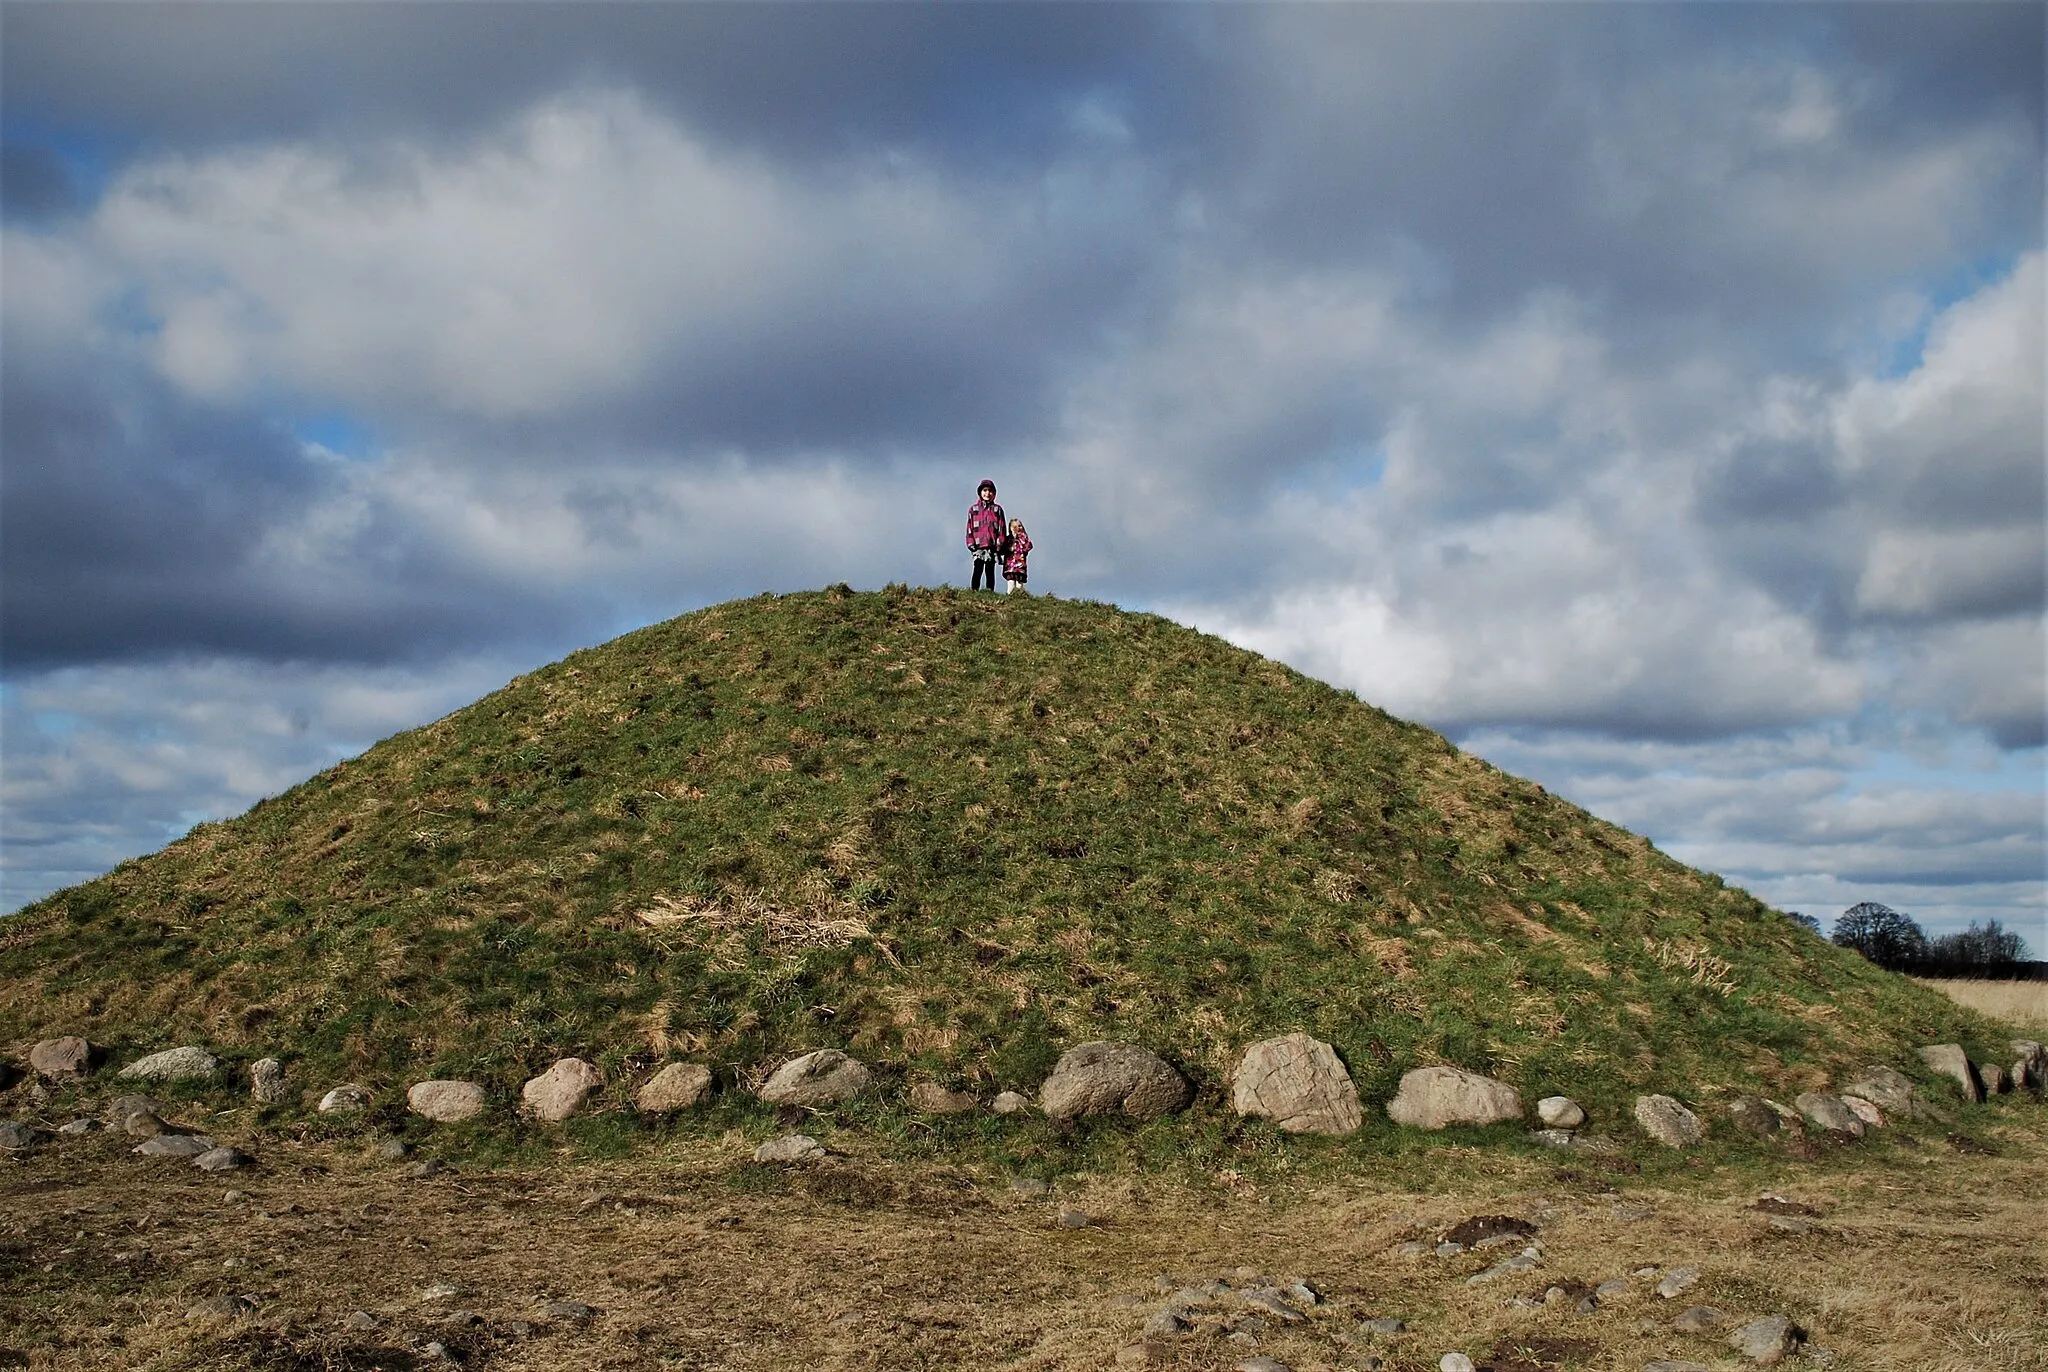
top-left (1915, 979), bottom-right (2048, 1032)
top-left (5, 1100), bottom-right (2046, 1371)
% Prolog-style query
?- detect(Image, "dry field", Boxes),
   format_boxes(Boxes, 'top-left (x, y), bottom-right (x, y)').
top-left (1914, 979), bottom-right (2048, 1032)
top-left (4, 1100), bottom-right (2046, 1372)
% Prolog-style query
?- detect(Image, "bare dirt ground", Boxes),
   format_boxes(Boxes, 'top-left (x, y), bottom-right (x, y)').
top-left (4, 1101), bottom-right (2045, 1372)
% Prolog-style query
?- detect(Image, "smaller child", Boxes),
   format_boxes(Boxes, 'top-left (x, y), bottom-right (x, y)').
top-left (1002, 519), bottom-right (1032, 594)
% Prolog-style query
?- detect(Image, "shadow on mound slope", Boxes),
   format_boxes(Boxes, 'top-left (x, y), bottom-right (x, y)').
top-left (0, 587), bottom-right (1996, 1127)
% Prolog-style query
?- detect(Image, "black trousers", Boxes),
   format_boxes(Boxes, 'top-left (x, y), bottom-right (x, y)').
top-left (972, 555), bottom-right (1001, 590)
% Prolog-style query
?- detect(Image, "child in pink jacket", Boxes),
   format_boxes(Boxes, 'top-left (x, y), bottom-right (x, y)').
top-left (1002, 519), bottom-right (1032, 593)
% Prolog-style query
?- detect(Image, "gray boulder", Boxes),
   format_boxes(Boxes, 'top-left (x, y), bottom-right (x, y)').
top-left (1725, 1096), bottom-right (1780, 1137)
top-left (991, 1090), bottom-right (1030, 1115)
top-left (753, 1133), bottom-right (826, 1163)
top-left (758, 1050), bottom-right (873, 1107)
top-left (29, 1036), bottom-right (96, 1079)
top-left (1634, 1095), bottom-right (1704, 1148)
top-left (1838, 1065), bottom-right (1917, 1115)
top-left (407, 1080), bottom-right (486, 1123)
top-left (136, 1134), bottom-right (215, 1158)
top-left (1917, 1044), bottom-right (1983, 1103)
top-left (318, 1084), bottom-right (372, 1114)
top-left (1978, 1062), bottom-right (2008, 1095)
top-left (0, 1121), bottom-right (39, 1150)
top-left (1230, 1033), bottom-right (1362, 1135)
top-left (1728, 1314), bottom-right (1800, 1364)
top-left (1839, 1095), bottom-right (1883, 1128)
top-left (1793, 1092), bottom-right (1865, 1138)
top-left (193, 1146), bottom-right (254, 1172)
top-left (1385, 1066), bottom-right (1522, 1130)
top-left (1536, 1096), bottom-right (1586, 1129)
top-left (249, 1058), bottom-right (291, 1105)
top-left (522, 1058), bottom-right (602, 1122)
top-left (635, 1063), bottom-right (712, 1112)
top-left (119, 1046), bottom-right (219, 1082)
top-left (105, 1093), bottom-right (165, 1127)
top-left (1041, 1042), bottom-right (1192, 1120)
top-left (2012, 1040), bottom-right (2046, 1091)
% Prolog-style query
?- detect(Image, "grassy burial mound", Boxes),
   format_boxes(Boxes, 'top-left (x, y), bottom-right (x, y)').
top-left (0, 588), bottom-right (2001, 1151)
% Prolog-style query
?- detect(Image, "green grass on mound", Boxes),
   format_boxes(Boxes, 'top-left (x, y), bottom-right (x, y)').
top-left (0, 587), bottom-right (2004, 1160)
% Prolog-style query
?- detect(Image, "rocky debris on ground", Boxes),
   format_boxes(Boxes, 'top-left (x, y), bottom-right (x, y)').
top-left (1010, 1177), bottom-right (1050, 1197)
top-left (1536, 1095), bottom-right (1586, 1128)
top-left (758, 1050), bottom-right (873, 1107)
top-left (1529, 1128), bottom-right (1578, 1148)
top-left (187, 1294), bottom-right (253, 1324)
top-left (193, 1146), bottom-right (254, 1172)
top-left (105, 1094), bottom-right (163, 1127)
top-left (908, 1081), bottom-right (979, 1113)
top-left (249, 1058), bottom-right (290, 1105)
top-left (1917, 1044), bottom-right (1983, 1103)
top-left (1594, 1278), bottom-right (1632, 1300)
top-left (1752, 1194), bottom-right (1819, 1217)
top-left (0, 1121), bottom-right (39, 1150)
top-left (1672, 1305), bottom-right (1725, 1333)
top-left (318, 1084), bottom-right (372, 1114)
top-left (409, 1158), bottom-right (448, 1178)
top-left (120, 1046), bottom-right (219, 1081)
top-left (343, 1310), bottom-right (378, 1331)
top-left (56, 1118), bottom-right (96, 1135)
top-left (1041, 1041), bottom-right (1192, 1119)
top-left (1793, 1092), bottom-right (1865, 1139)
top-left (1229, 1032), bottom-right (1363, 1135)
top-left (223, 1189), bottom-right (252, 1204)
top-left (635, 1062), bottom-right (712, 1111)
top-left (375, 1137), bottom-right (410, 1160)
top-left (1466, 1250), bottom-right (1541, 1284)
top-left (419, 1281), bottom-right (467, 1302)
top-left (408, 1080), bottom-right (486, 1122)
top-left (1634, 1095), bottom-right (1704, 1148)
top-left (1978, 1063), bottom-right (2008, 1094)
top-left (136, 1134), bottom-right (215, 1158)
top-left (992, 1090), bottom-right (1030, 1114)
top-left (1655, 1268), bottom-right (1700, 1299)
top-left (29, 1036), bottom-right (97, 1079)
top-left (542, 1299), bottom-right (598, 1320)
top-left (1360, 1317), bottom-right (1408, 1334)
top-left (1057, 1207), bottom-right (1094, 1229)
top-left (522, 1057), bottom-right (603, 1121)
top-left (122, 1110), bottom-right (173, 1137)
top-left (1839, 1065), bottom-right (1918, 1116)
top-left (1113, 1342), bottom-right (1164, 1366)
top-left (1385, 1066), bottom-right (1522, 1130)
top-left (1728, 1314), bottom-right (1800, 1364)
top-left (1725, 1096), bottom-right (1780, 1138)
top-left (753, 1133), bottom-right (826, 1163)
top-left (1444, 1215), bottom-right (1537, 1248)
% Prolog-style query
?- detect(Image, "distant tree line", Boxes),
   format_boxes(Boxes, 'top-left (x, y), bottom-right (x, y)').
top-left (1805, 901), bottom-right (2040, 978)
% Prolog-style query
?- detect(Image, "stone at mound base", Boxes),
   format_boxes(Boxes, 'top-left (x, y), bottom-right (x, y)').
top-left (1728, 1314), bottom-right (1799, 1364)
top-left (753, 1133), bottom-right (826, 1163)
top-left (991, 1090), bottom-right (1030, 1115)
top-left (1838, 1065), bottom-right (1917, 1116)
top-left (758, 1050), bottom-right (872, 1107)
top-left (136, 1134), bottom-right (214, 1158)
top-left (1040, 1042), bottom-right (1192, 1120)
top-left (408, 1080), bottom-right (487, 1123)
top-left (193, 1146), bottom-right (254, 1172)
top-left (1536, 1095), bottom-right (1586, 1129)
top-left (522, 1058), bottom-right (602, 1122)
top-left (2012, 1040), bottom-right (2046, 1091)
top-left (29, 1036), bottom-right (96, 1079)
top-left (1726, 1096), bottom-right (1779, 1137)
top-left (120, 1046), bottom-right (219, 1082)
top-left (1385, 1066), bottom-right (1521, 1131)
top-left (1840, 1095), bottom-right (1883, 1127)
top-left (1230, 1033), bottom-right (1362, 1135)
top-left (635, 1063), bottom-right (712, 1112)
top-left (907, 1082), bottom-right (979, 1114)
top-left (0, 1121), bottom-right (38, 1150)
top-left (249, 1058), bottom-right (291, 1105)
top-left (1918, 1044), bottom-right (1983, 1102)
top-left (1793, 1092), bottom-right (1864, 1138)
top-left (1979, 1063), bottom-right (2009, 1094)
top-left (1634, 1094), bottom-right (1704, 1148)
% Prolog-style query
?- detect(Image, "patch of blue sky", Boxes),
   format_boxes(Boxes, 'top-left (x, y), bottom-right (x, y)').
top-left (2, 112), bottom-right (131, 209)
top-left (1875, 250), bottom-right (2032, 380)
top-left (26, 711), bottom-right (86, 742)
top-left (294, 412), bottom-right (380, 462)
top-left (1840, 742), bottom-right (2047, 801)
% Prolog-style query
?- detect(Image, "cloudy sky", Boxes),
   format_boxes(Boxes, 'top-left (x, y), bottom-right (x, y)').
top-left (3, 3), bottom-right (2042, 947)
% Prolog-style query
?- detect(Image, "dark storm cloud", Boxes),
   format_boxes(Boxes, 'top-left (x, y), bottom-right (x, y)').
top-left (0, 143), bottom-right (79, 221)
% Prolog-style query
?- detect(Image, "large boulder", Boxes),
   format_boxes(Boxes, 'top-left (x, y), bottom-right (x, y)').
top-left (522, 1058), bottom-right (603, 1122)
top-left (1793, 1091), bottom-right (1865, 1139)
top-left (1725, 1096), bottom-right (1780, 1137)
top-left (1040, 1042), bottom-right (1192, 1120)
top-left (1634, 1094), bottom-right (1705, 1148)
top-left (635, 1063), bottom-right (712, 1112)
top-left (1536, 1096), bottom-right (1586, 1129)
top-left (1385, 1066), bottom-right (1521, 1130)
top-left (758, 1050), bottom-right (873, 1108)
top-left (1917, 1044), bottom-right (1984, 1103)
top-left (1230, 1033), bottom-right (1362, 1135)
top-left (249, 1058), bottom-right (291, 1106)
top-left (1838, 1065), bottom-right (1917, 1116)
top-left (407, 1080), bottom-right (487, 1123)
top-left (119, 1046), bottom-right (219, 1082)
top-left (29, 1036), bottom-right (98, 1079)
top-left (2013, 1040), bottom-right (2046, 1092)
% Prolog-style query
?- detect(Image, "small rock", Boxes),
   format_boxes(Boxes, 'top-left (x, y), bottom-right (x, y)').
top-left (1725, 1096), bottom-right (1781, 1137)
top-left (56, 1118), bottom-right (96, 1135)
top-left (120, 1046), bottom-right (219, 1082)
top-left (907, 1081), bottom-right (979, 1114)
top-left (1360, 1317), bottom-right (1408, 1334)
top-left (1010, 1177), bottom-right (1051, 1198)
top-left (419, 1281), bottom-right (467, 1302)
top-left (759, 1049), bottom-right (873, 1107)
top-left (376, 1137), bottom-right (410, 1160)
top-left (1040, 1041), bottom-right (1192, 1120)
top-left (318, 1084), bottom-right (373, 1114)
top-left (1057, 1207), bottom-right (1094, 1229)
top-left (1466, 1255), bottom-right (1539, 1284)
top-left (1728, 1313), bottom-right (1800, 1364)
top-left (1385, 1066), bottom-right (1522, 1130)
top-left (753, 1133), bottom-right (826, 1163)
top-left (223, 1189), bottom-right (252, 1204)
top-left (249, 1058), bottom-right (290, 1105)
top-left (1440, 1356), bottom-right (1477, 1372)
top-left (420, 1341), bottom-right (451, 1360)
top-left (1225, 1331), bottom-right (1259, 1349)
top-left (1394, 1240), bottom-right (1431, 1258)
top-left (1794, 1092), bottom-right (1865, 1138)
top-left (135, 1134), bottom-right (215, 1158)
top-left (1768, 1216), bottom-right (1813, 1234)
top-left (1673, 1305), bottom-right (1725, 1333)
top-left (409, 1159), bottom-right (447, 1179)
top-left (1142, 1309), bottom-right (1189, 1337)
top-left (1978, 1063), bottom-right (2008, 1095)
top-left (0, 1121), bottom-right (39, 1150)
top-left (1238, 1359), bottom-right (1290, 1372)
top-left (1537, 1095), bottom-right (1586, 1128)
top-left (635, 1062), bottom-right (713, 1112)
top-left (542, 1299), bottom-right (597, 1320)
top-left (105, 1094), bottom-right (164, 1127)
top-left (1230, 1032), bottom-right (1364, 1134)
top-left (439, 1310), bottom-right (482, 1328)
top-left (1594, 1278), bottom-right (1631, 1300)
top-left (343, 1309), bottom-right (378, 1331)
top-left (522, 1057), bottom-right (603, 1122)
top-left (991, 1090), bottom-right (1030, 1114)
top-left (1656, 1268), bottom-right (1701, 1299)
top-left (1237, 1289), bottom-right (1306, 1322)
top-left (123, 1110), bottom-right (171, 1137)
top-left (1634, 1094), bottom-right (1705, 1148)
top-left (29, 1036), bottom-right (97, 1079)
top-left (186, 1294), bottom-right (252, 1323)
top-left (193, 1146), bottom-right (253, 1172)
top-left (1529, 1127), bottom-right (1577, 1148)
top-left (1839, 1095), bottom-right (1883, 1127)
top-left (1917, 1044), bottom-right (1984, 1103)
top-left (408, 1080), bottom-right (486, 1123)
top-left (1435, 1241), bottom-right (1466, 1257)
top-left (1115, 1342), bottom-right (1165, 1366)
